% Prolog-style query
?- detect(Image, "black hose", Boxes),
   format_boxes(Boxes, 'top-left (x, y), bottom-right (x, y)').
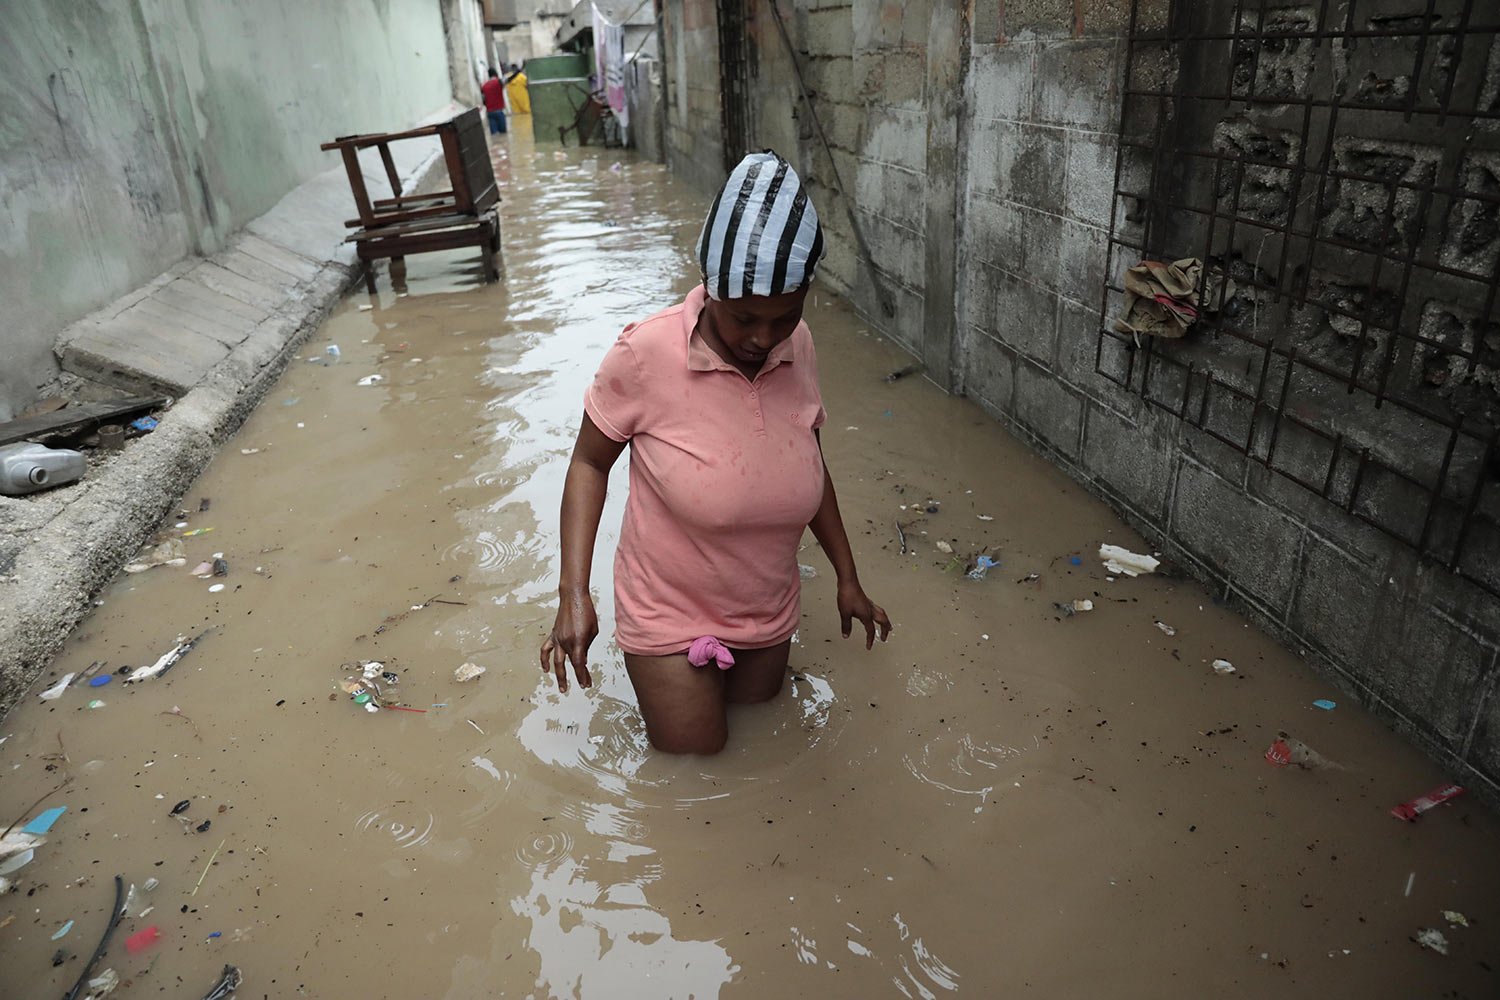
top-left (62, 874), bottom-right (124, 1000)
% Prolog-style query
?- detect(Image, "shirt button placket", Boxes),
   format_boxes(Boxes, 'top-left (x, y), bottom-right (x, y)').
top-left (750, 385), bottom-right (765, 434)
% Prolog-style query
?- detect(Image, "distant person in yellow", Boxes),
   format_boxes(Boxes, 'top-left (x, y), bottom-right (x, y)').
top-left (505, 64), bottom-right (530, 115)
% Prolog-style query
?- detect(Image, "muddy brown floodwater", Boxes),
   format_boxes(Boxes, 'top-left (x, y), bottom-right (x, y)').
top-left (4, 121), bottom-right (1499, 1000)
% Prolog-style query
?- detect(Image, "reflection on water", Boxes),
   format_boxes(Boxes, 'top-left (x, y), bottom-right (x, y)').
top-left (513, 860), bottom-right (739, 999)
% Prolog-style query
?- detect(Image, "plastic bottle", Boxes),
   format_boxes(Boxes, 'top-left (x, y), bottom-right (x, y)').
top-left (0, 443), bottom-right (86, 496)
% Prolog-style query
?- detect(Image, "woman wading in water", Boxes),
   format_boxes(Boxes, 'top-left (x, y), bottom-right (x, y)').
top-left (541, 151), bottom-right (891, 754)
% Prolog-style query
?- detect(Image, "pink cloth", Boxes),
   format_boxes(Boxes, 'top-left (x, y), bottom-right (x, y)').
top-left (584, 285), bottom-right (827, 656)
top-left (687, 636), bottom-right (736, 670)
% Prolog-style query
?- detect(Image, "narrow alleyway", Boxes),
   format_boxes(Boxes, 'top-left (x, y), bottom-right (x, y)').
top-left (3, 122), bottom-right (1499, 999)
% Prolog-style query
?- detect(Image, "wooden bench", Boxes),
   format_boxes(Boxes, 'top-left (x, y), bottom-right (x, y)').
top-left (321, 108), bottom-right (501, 292)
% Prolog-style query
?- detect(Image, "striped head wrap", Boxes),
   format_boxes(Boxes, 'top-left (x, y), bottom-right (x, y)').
top-left (696, 151), bottom-right (824, 300)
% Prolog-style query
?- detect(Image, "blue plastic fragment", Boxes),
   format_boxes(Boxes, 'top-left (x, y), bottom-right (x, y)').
top-left (208, 931), bottom-right (222, 939)
top-left (22, 806), bottom-right (67, 835)
top-left (1069, 556), bottom-right (1082, 566)
top-left (1312, 699), bottom-right (1337, 711)
top-left (130, 415), bottom-right (159, 433)
top-left (89, 675), bottom-right (111, 687)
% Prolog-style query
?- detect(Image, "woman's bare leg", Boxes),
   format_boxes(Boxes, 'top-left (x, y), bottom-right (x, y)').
top-left (623, 651), bottom-right (728, 754)
top-left (725, 640), bottom-right (791, 704)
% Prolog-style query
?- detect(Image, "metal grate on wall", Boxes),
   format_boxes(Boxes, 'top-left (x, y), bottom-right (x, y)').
top-left (716, 0), bottom-right (750, 171)
top-left (1098, 0), bottom-right (1500, 598)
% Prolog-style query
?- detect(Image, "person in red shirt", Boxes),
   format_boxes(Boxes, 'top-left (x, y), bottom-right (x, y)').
top-left (481, 67), bottom-right (507, 135)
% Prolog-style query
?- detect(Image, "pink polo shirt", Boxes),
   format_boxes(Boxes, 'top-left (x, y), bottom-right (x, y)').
top-left (584, 284), bottom-right (827, 656)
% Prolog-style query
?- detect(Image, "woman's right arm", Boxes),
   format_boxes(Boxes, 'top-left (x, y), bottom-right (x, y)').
top-left (541, 414), bottom-right (627, 692)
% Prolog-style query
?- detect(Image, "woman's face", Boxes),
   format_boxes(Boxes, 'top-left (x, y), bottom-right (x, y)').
top-left (705, 284), bottom-right (810, 366)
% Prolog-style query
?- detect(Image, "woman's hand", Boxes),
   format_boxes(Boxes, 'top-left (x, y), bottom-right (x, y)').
top-left (837, 579), bottom-right (892, 650)
top-left (540, 588), bottom-right (597, 693)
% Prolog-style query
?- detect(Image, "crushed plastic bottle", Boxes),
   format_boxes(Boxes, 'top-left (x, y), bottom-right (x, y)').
top-left (1265, 735), bottom-right (1338, 769)
top-left (0, 443), bottom-right (86, 496)
top-left (966, 555), bottom-right (1000, 580)
top-left (122, 883), bottom-right (148, 918)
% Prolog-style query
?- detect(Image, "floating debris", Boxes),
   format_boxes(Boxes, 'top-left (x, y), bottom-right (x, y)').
top-left (966, 555), bottom-right (1000, 581)
top-left (454, 662), bottom-right (486, 683)
top-left (1155, 621), bottom-right (1176, 637)
top-left (1312, 698), bottom-right (1336, 710)
top-left (1415, 927), bottom-right (1449, 954)
top-left (1265, 735), bottom-right (1338, 769)
top-left (1099, 543), bottom-right (1159, 577)
top-left (1443, 910), bottom-right (1469, 928)
top-left (201, 965), bottom-right (243, 1000)
top-left (124, 631), bottom-right (209, 684)
top-left (38, 673), bottom-right (76, 701)
top-left (1391, 783), bottom-right (1466, 822)
top-left (124, 538), bottom-right (187, 574)
top-left (23, 806), bottom-right (68, 834)
top-left (1212, 659), bottom-right (1235, 675)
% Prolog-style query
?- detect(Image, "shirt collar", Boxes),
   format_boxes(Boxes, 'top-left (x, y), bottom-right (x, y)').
top-left (682, 283), bottom-right (798, 375)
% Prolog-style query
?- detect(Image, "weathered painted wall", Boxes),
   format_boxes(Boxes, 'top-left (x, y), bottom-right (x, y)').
top-left (0, 0), bottom-right (454, 419)
top-left (661, 0), bottom-right (1500, 801)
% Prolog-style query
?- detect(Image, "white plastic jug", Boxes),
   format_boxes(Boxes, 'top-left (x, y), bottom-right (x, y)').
top-left (0, 442), bottom-right (87, 496)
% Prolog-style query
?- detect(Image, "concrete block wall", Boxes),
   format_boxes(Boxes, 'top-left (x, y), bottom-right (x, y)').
top-left (954, 1), bottom-right (1500, 800)
top-left (662, 0), bottom-right (728, 197)
top-left (0, 0), bottom-right (457, 420)
top-left (660, 0), bottom-right (1500, 799)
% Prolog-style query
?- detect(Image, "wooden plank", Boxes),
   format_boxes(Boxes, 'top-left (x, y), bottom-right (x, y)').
top-left (441, 126), bottom-right (473, 214)
top-left (355, 222), bottom-right (496, 258)
top-left (346, 213), bottom-right (486, 241)
top-left (320, 121), bottom-right (443, 150)
top-left (378, 142), bottom-right (402, 198)
top-left (0, 396), bottom-right (168, 447)
top-left (373, 191), bottom-right (455, 208)
top-left (339, 145), bottom-right (376, 227)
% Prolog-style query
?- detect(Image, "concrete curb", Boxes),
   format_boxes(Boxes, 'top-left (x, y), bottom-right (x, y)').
top-left (0, 137), bottom-right (450, 720)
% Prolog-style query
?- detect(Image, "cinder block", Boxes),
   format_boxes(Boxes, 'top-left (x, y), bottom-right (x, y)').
top-left (864, 105), bottom-right (929, 173)
top-left (1065, 130), bottom-right (1118, 226)
top-left (969, 45), bottom-right (1034, 121)
top-left (858, 212), bottom-right (925, 290)
top-left (987, 270), bottom-right (1058, 363)
top-left (965, 118), bottom-right (1015, 202)
top-left (855, 48), bottom-right (927, 107)
top-left (1007, 125), bottom-right (1069, 213)
top-left (853, 0), bottom-right (927, 49)
top-left (1054, 296), bottom-right (1108, 384)
top-left (1082, 400), bottom-right (1175, 520)
top-left (965, 195), bottom-right (1026, 274)
top-left (854, 159), bottom-right (926, 232)
top-left (1014, 358), bottom-right (1084, 459)
top-left (803, 7), bottom-right (854, 58)
top-left (1032, 39), bottom-right (1121, 129)
top-left (960, 326), bottom-right (1017, 412)
top-left (1055, 220), bottom-right (1108, 306)
top-left (1171, 459), bottom-right (1303, 614)
top-left (1387, 605), bottom-right (1499, 751)
top-left (1003, 0), bottom-right (1076, 37)
top-left (1466, 654), bottom-right (1500, 779)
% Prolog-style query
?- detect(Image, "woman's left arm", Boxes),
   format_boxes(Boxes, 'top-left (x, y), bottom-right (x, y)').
top-left (808, 431), bottom-right (892, 649)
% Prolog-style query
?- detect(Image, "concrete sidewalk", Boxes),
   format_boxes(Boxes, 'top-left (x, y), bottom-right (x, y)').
top-left (0, 107), bottom-right (460, 717)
